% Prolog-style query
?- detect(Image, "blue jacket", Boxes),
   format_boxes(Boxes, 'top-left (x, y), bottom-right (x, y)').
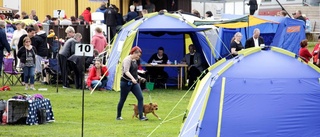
top-left (126, 12), bottom-right (138, 22)
top-left (96, 6), bottom-right (108, 23)
top-left (0, 28), bottom-right (11, 52)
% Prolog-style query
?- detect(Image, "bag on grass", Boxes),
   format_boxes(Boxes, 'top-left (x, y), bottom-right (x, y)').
top-left (37, 108), bottom-right (47, 124)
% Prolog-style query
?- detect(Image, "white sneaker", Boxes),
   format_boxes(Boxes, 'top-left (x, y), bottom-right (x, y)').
top-left (29, 87), bottom-right (36, 90)
top-left (116, 117), bottom-right (123, 120)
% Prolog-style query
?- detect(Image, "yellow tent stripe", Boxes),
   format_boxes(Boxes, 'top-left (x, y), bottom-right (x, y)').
top-left (297, 57), bottom-right (303, 62)
top-left (271, 47), bottom-right (295, 58)
top-left (217, 62), bottom-right (233, 75)
top-left (308, 62), bottom-right (320, 73)
top-left (199, 86), bottom-right (212, 121)
top-left (109, 33), bottom-right (118, 52)
top-left (179, 73), bottom-right (212, 135)
top-left (217, 77), bottom-right (226, 137)
top-left (208, 58), bottom-right (226, 71)
top-left (165, 12), bottom-right (199, 28)
top-left (271, 47), bottom-right (320, 73)
top-left (112, 32), bottom-right (138, 91)
top-left (121, 19), bottom-right (135, 28)
top-left (204, 35), bottom-right (216, 58)
top-left (121, 12), bottom-right (158, 29)
top-left (215, 22), bottom-right (253, 28)
top-left (238, 47), bottom-right (261, 57)
top-left (186, 72), bottom-right (212, 110)
top-left (215, 15), bottom-right (279, 28)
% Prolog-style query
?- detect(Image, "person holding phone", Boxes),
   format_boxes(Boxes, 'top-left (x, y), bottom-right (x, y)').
top-left (116, 46), bottom-right (147, 121)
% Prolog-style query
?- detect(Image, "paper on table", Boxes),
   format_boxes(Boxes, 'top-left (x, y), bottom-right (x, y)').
top-left (150, 63), bottom-right (157, 66)
top-left (138, 70), bottom-right (146, 74)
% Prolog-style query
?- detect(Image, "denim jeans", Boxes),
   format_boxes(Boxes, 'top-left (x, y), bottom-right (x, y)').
top-left (117, 80), bottom-right (144, 119)
top-left (23, 66), bottom-right (35, 84)
top-left (91, 78), bottom-right (108, 89)
top-left (0, 50), bottom-right (3, 74)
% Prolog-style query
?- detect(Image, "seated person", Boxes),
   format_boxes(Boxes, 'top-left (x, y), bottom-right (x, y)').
top-left (85, 49), bottom-right (99, 70)
top-left (182, 44), bottom-right (203, 89)
top-left (299, 39), bottom-right (312, 63)
top-left (318, 49), bottom-right (320, 67)
top-left (230, 32), bottom-right (244, 57)
top-left (245, 28), bottom-right (264, 49)
top-left (147, 47), bottom-right (169, 87)
top-left (86, 59), bottom-right (109, 91)
top-left (41, 60), bottom-right (50, 85)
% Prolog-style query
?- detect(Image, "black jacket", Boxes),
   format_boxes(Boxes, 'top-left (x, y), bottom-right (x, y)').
top-left (0, 28), bottom-right (10, 52)
top-left (296, 16), bottom-right (306, 23)
top-left (34, 31), bottom-right (48, 57)
top-left (245, 37), bottom-right (265, 49)
top-left (17, 46), bottom-right (37, 64)
top-left (248, 0), bottom-right (258, 11)
top-left (104, 8), bottom-right (117, 26)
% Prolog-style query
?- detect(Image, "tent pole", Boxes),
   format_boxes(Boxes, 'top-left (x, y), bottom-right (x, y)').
top-left (247, 15), bottom-right (249, 40)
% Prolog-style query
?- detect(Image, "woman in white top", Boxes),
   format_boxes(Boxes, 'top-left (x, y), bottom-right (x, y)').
top-left (11, 22), bottom-right (27, 68)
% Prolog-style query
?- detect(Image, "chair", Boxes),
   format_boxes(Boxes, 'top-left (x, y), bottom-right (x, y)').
top-left (45, 58), bottom-right (60, 84)
top-left (147, 74), bottom-right (167, 89)
top-left (2, 58), bottom-right (23, 86)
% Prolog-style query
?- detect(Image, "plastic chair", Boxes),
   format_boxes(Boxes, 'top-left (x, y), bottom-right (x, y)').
top-left (2, 58), bottom-right (23, 86)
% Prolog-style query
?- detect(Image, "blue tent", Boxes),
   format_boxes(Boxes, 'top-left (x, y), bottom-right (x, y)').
top-left (107, 12), bottom-right (215, 91)
top-left (179, 47), bottom-right (320, 137)
top-left (215, 14), bottom-right (306, 58)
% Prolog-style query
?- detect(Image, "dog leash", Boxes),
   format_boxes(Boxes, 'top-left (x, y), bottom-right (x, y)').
top-left (148, 91), bottom-right (153, 103)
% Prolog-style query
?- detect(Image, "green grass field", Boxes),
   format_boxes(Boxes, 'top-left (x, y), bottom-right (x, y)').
top-left (0, 42), bottom-right (317, 137)
top-left (0, 81), bottom-right (192, 137)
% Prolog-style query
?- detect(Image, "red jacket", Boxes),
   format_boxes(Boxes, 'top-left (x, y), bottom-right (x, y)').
top-left (299, 47), bottom-right (312, 63)
top-left (86, 65), bottom-right (109, 87)
top-left (312, 43), bottom-right (320, 63)
top-left (81, 9), bottom-right (92, 23)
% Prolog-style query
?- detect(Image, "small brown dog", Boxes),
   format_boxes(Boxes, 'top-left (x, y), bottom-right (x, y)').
top-left (129, 103), bottom-right (161, 120)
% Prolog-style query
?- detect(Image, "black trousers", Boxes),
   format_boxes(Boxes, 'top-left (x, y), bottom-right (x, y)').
top-left (70, 62), bottom-right (83, 89)
top-left (188, 66), bottom-right (201, 89)
top-left (250, 10), bottom-right (256, 15)
top-left (107, 25), bottom-right (117, 41)
top-left (13, 49), bottom-right (18, 68)
top-left (58, 54), bottom-right (69, 87)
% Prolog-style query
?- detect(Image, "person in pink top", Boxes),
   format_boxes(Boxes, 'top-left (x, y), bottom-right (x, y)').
top-left (312, 36), bottom-right (320, 65)
top-left (91, 27), bottom-right (107, 53)
top-left (299, 39), bottom-right (312, 63)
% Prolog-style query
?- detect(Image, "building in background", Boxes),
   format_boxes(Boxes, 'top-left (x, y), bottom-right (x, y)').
top-left (191, 0), bottom-right (259, 19)
top-left (259, 0), bottom-right (320, 15)
top-left (0, 0), bottom-right (192, 21)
